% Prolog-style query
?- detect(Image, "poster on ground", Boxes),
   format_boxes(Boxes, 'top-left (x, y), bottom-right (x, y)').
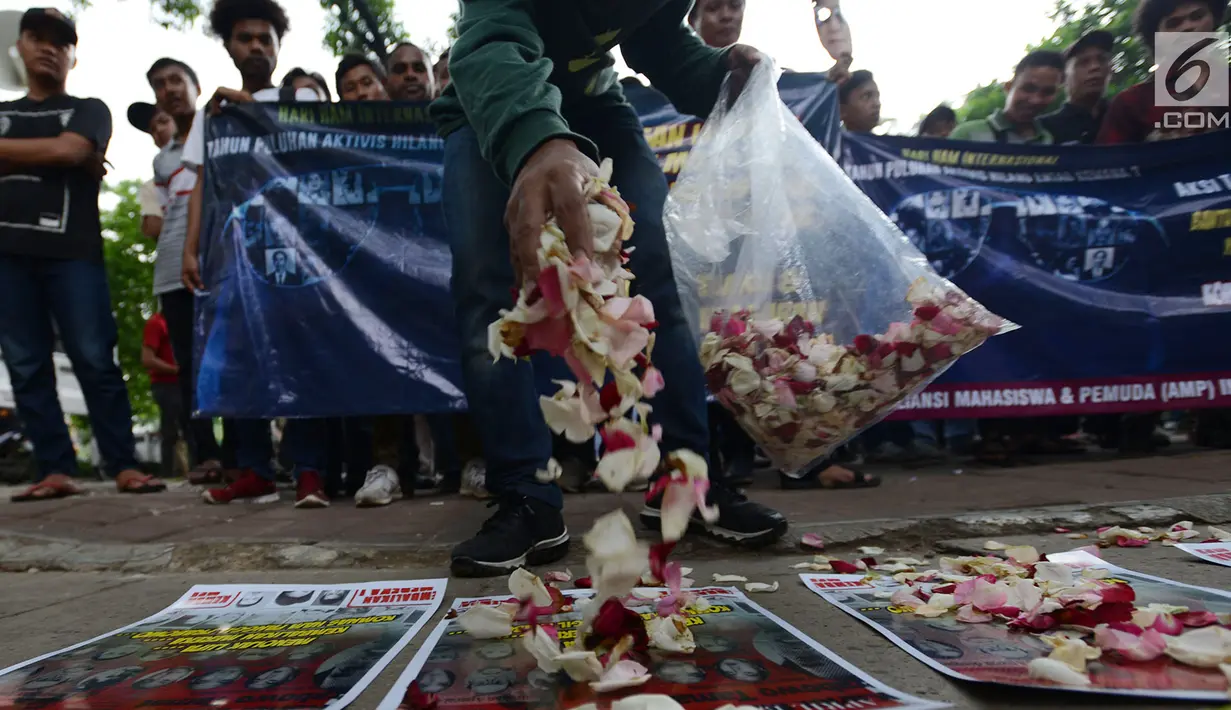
top-left (378, 586), bottom-right (944, 710)
top-left (801, 551), bottom-right (1231, 700)
top-left (0, 579), bottom-right (446, 709)
top-left (1175, 542), bottom-right (1231, 568)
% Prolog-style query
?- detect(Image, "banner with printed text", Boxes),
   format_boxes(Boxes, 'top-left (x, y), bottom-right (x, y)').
top-left (840, 131), bottom-right (1231, 419)
top-left (0, 579), bottom-right (446, 709)
top-left (801, 552), bottom-right (1231, 700)
top-left (378, 586), bottom-right (942, 710)
top-left (196, 78), bottom-right (1231, 419)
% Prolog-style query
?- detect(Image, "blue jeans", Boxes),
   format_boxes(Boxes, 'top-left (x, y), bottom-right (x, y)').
top-left (0, 255), bottom-right (138, 479)
top-left (442, 105), bottom-right (709, 509)
top-left (235, 418), bottom-right (325, 481)
top-left (911, 418), bottom-right (975, 448)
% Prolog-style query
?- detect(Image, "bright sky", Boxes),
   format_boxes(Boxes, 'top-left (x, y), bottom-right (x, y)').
top-left (0, 0), bottom-right (1065, 182)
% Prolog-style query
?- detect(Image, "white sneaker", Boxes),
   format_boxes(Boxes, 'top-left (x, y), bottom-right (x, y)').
top-left (355, 465), bottom-right (401, 507)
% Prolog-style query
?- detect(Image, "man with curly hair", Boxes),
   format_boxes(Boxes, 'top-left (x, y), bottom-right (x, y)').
top-left (1098, 0), bottom-right (1229, 144)
top-left (179, 0), bottom-right (327, 508)
top-left (434, 0), bottom-right (787, 578)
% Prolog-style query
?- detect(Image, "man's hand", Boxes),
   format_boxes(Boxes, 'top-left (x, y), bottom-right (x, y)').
top-left (182, 250), bottom-right (206, 292)
top-left (505, 139), bottom-right (599, 286)
top-left (207, 87), bottom-right (255, 116)
top-left (828, 54), bottom-right (853, 85)
top-left (726, 44), bottom-right (764, 104)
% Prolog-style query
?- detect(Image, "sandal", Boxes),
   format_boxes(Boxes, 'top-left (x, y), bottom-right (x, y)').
top-left (779, 466), bottom-right (881, 490)
top-left (187, 461), bottom-right (224, 485)
top-left (116, 470), bottom-right (167, 495)
top-left (11, 476), bottom-right (84, 503)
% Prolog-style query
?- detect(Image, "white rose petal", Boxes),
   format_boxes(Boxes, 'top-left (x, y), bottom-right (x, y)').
top-left (982, 541), bottom-right (1008, 551)
top-left (1028, 658), bottom-right (1092, 686)
top-left (457, 603), bottom-right (516, 639)
top-left (744, 582), bottom-right (779, 593)
top-left (857, 546), bottom-right (885, 556)
top-left (523, 626), bottom-right (562, 673)
top-left (509, 568), bottom-right (554, 607)
top-left (1163, 626), bottom-right (1231, 668)
top-left (557, 650), bottom-right (604, 682)
top-left (611, 695), bottom-right (687, 710)
top-left (712, 574), bottom-right (748, 583)
top-left (590, 660), bottom-right (651, 693)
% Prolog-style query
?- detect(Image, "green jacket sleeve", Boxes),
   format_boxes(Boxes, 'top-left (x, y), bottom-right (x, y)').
top-left (448, 0), bottom-right (599, 184)
top-left (621, 0), bottom-right (730, 118)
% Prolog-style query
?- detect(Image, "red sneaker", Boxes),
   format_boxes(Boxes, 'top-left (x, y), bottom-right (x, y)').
top-left (202, 470), bottom-right (278, 505)
top-left (295, 470), bottom-right (329, 509)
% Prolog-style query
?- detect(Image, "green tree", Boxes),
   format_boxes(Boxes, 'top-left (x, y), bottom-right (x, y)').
top-left (101, 180), bottom-right (158, 424)
top-left (957, 0), bottom-right (1154, 122)
top-left (321, 0), bottom-right (406, 59)
top-left (71, 0), bottom-right (415, 57)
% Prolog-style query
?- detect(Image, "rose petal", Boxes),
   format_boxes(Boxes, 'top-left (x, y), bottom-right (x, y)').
top-left (1094, 624), bottom-right (1169, 661)
top-left (1028, 658), bottom-right (1091, 686)
top-left (800, 533), bottom-right (825, 550)
top-left (830, 560), bottom-right (862, 574)
top-left (745, 582), bottom-right (779, 593)
top-left (544, 569), bottom-right (572, 584)
top-left (1175, 611), bottom-right (1220, 628)
top-left (1006, 545), bottom-right (1040, 564)
top-left (523, 625), bottom-right (563, 673)
top-left (956, 604), bottom-right (993, 623)
top-left (712, 574), bottom-right (748, 583)
top-left (858, 546), bottom-right (885, 556)
top-left (983, 541), bottom-right (1008, 551)
top-left (1163, 626), bottom-right (1231, 668)
top-left (591, 660), bottom-right (651, 693)
top-left (557, 650), bottom-right (604, 682)
top-left (510, 568), bottom-right (554, 607)
top-left (457, 603), bottom-right (517, 639)
top-left (611, 695), bottom-right (687, 710)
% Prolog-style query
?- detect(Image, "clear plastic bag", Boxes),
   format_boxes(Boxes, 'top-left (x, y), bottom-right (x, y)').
top-left (666, 61), bottom-right (1016, 474)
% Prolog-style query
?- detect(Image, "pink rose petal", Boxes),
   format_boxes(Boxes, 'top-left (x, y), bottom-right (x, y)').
top-left (800, 533), bottom-right (825, 550)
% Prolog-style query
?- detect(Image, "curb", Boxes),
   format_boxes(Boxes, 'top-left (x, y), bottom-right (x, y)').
top-left (2, 493), bottom-right (1228, 572)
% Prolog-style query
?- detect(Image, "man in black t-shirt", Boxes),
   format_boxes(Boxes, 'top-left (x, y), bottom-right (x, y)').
top-left (0, 8), bottom-right (165, 500)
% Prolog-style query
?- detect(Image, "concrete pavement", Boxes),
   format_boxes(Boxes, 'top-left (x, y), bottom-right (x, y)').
top-left (0, 448), bottom-right (1228, 572)
top-left (0, 537), bottom-right (1227, 709)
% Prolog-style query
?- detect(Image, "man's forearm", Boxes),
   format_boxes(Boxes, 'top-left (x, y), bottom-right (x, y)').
top-left (150, 357), bottom-right (179, 375)
top-left (0, 136), bottom-right (93, 167)
top-left (184, 171), bottom-right (203, 260)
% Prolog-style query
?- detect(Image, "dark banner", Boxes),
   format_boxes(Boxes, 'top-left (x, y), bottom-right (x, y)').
top-left (196, 102), bottom-right (463, 418)
top-left (194, 78), bottom-right (839, 417)
top-left (839, 131), bottom-right (1231, 418)
top-left (196, 75), bottom-right (1231, 419)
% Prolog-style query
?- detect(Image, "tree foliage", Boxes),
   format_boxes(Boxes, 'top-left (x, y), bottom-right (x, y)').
top-left (321, 0), bottom-right (406, 59)
top-left (957, 0), bottom-right (1156, 122)
top-left (101, 180), bottom-right (158, 424)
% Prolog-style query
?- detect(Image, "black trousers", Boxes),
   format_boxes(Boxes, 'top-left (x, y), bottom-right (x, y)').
top-left (160, 288), bottom-right (233, 466)
top-left (150, 381), bottom-right (184, 478)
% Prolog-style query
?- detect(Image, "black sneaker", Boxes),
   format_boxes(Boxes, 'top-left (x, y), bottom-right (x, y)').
top-left (450, 497), bottom-right (569, 577)
top-left (640, 482), bottom-right (787, 547)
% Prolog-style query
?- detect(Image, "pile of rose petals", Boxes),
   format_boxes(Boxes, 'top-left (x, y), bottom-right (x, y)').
top-left (700, 278), bottom-right (1005, 471)
top-left (488, 158), bottom-right (680, 494)
top-left (1095, 521), bottom-right (1225, 547)
top-left (837, 546), bottom-right (1231, 687)
top-left (454, 512), bottom-right (720, 694)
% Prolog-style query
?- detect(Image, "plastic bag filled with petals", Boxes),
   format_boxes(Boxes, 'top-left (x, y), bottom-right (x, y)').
top-left (665, 60), bottom-right (1016, 475)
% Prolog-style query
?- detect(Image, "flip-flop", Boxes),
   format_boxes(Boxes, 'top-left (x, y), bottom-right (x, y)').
top-left (117, 473), bottom-right (167, 495)
top-left (819, 468), bottom-right (881, 490)
top-left (187, 463), bottom-right (224, 485)
top-left (11, 479), bottom-right (84, 503)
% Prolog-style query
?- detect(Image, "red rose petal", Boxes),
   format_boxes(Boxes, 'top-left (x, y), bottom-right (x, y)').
top-left (852, 334), bottom-right (876, 354)
top-left (931, 583), bottom-right (957, 594)
top-left (830, 560), bottom-right (862, 574)
top-left (649, 541), bottom-right (677, 582)
top-left (587, 598), bottom-right (649, 654)
top-left (1175, 610), bottom-right (1219, 628)
top-left (914, 305), bottom-right (941, 321)
top-left (1098, 582), bottom-right (1136, 605)
top-left (894, 342), bottom-right (919, 356)
top-left (1053, 527), bottom-right (1071, 534)
top-left (574, 577), bottom-right (592, 589)
top-left (537, 265), bottom-right (566, 316)
top-left (859, 557), bottom-right (878, 568)
top-left (599, 380), bottom-right (622, 412)
top-left (1106, 621), bottom-right (1144, 635)
top-left (602, 426), bottom-right (638, 451)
